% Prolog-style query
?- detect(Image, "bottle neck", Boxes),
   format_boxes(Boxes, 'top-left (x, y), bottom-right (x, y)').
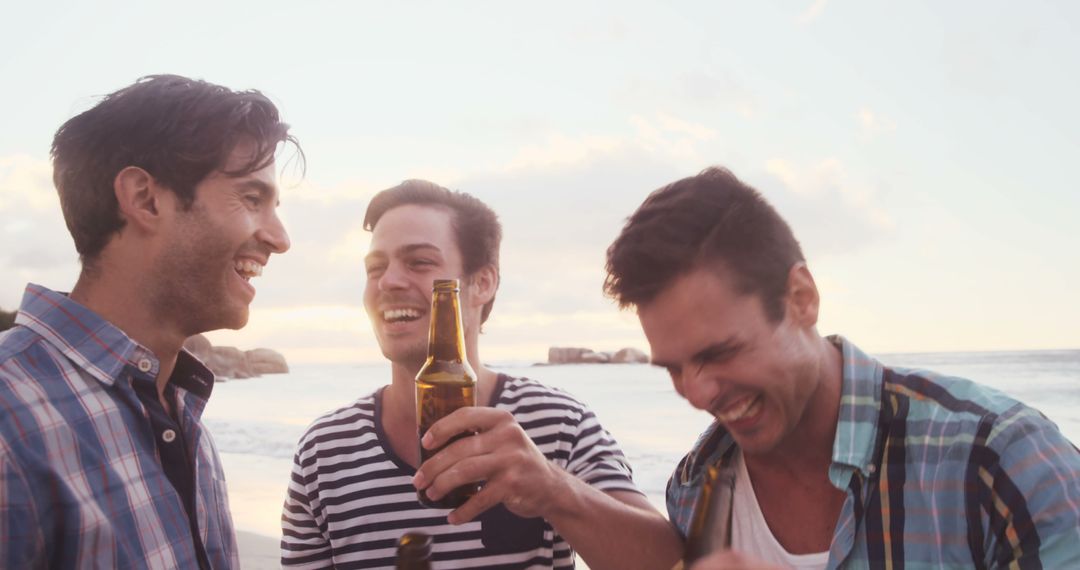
top-left (426, 289), bottom-right (468, 362)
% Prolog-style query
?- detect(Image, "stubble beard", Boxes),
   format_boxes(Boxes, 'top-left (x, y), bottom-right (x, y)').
top-left (155, 213), bottom-right (247, 335)
top-left (379, 335), bottom-right (428, 372)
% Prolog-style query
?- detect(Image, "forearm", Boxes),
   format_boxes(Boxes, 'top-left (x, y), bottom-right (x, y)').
top-left (543, 467), bottom-right (682, 570)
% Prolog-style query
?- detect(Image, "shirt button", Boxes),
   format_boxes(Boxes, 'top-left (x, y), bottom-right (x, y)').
top-left (162, 429), bottom-right (177, 443)
top-left (137, 359), bottom-right (153, 373)
top-left (867, 464), bottom-right (877, 474)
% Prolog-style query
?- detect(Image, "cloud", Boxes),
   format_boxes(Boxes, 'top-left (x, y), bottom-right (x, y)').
top-left (798, 0), bottom-right (829, 25)
top-left (759, 158), bottom-right (895, 256)
top-left (677, 70), bottom-right (758, 117)
top-left (857, 107), bottom-right (897, 140)
top-left (0, 155), bottom-right (79, 308)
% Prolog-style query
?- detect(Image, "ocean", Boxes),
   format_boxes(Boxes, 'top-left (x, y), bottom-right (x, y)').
top-left (202, 349), bottom-right (1080, 545)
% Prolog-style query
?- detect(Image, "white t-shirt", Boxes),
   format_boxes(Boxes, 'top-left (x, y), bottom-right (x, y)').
top-left (730, 452), bottom-right (830, 570)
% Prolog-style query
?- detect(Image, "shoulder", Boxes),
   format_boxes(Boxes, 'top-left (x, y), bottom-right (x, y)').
top-left (293, 392), bottom-right (379, 459)
top-left (879, 365), bottom-right (1079, 470)
top-left (0, 330), bottom-right (67, 441)
top-left (0, 325), bottom-right (43, 369)
top-left (881, 365), bottom-right (1032, 429)
top-left (496, 374), bottom-right (591, 417)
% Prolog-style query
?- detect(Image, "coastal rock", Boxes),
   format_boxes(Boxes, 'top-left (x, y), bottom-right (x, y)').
top-left (547, 346), bottom-right (644, 365)
top-left (208, 346), bottom-right (252, 379)
top-left (183, 333), bottom-right (288, 380)
top-left (612, 347), bottom-right (648, 364)
top-left (246, 348), bottom-right (289, 374)
top-left (183, 334), bottom-right (212, 361)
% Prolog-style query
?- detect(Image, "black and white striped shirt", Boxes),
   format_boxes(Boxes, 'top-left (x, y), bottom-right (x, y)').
top-left (281, 374), bottom-right (641, 569)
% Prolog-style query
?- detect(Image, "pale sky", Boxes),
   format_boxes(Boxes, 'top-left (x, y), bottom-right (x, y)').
top-left (2, 1), bottom-right (1077, 363)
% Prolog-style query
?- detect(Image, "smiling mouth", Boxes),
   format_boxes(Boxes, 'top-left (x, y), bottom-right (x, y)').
top-left (383, 308), bottom-right (423, 323)
top-left (714, 394), bottom-right (763, 424)
top-left (234, 259), bottom-right (264, 282)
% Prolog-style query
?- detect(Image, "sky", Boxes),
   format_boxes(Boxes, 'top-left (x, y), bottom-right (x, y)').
top-left (2, 1), bottom-right (1078, 364)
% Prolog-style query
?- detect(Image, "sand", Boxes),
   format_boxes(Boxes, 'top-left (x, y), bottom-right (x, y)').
top-left (237, 530), bottom-right (280, 569)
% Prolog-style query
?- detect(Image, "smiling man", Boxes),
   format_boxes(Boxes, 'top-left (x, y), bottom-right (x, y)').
top-left (0, 75), bottom-right (300, 568)
top-left (603, 167), bottom-right (1080, 569)
top-left (281, 180), bottom-right (681, 569)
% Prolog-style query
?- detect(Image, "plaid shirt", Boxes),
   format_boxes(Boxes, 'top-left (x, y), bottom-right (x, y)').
top-left (0, 284), bottom-right (238, 568)
top-left (667, 336), bottom-right (1080, 569)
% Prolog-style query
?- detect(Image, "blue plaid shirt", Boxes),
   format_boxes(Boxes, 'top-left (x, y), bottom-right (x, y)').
top-left (0, 284), bottom-right (238, 568)
top-left (667, 336), bottom-right (1080, 569)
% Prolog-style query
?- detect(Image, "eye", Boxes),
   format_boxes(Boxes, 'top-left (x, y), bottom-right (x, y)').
top-left (243, 194), bottom-right (262, 207)
top-left (408, 258), bottom-right (436, 270)
top-left (365, 263), bottom-right (386, 277)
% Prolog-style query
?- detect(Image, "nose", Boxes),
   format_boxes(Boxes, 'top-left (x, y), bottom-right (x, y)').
top-left (677, 367), bottom-right (719, 412)
top-left (258, 210), bottom-right (291, 254)
top-left (375, 261), bottom-right (409, 292)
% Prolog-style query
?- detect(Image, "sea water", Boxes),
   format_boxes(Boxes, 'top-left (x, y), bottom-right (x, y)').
top-left (202, 349), bottom-right (1080, 545)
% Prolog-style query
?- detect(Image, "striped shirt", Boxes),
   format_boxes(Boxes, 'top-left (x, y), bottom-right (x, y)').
top-left (667, 335), bottom-right (1080, 569)
top-left (0, 284), bottom-right (238, 569)
top-left (282, 374), bottom-right (641, 569)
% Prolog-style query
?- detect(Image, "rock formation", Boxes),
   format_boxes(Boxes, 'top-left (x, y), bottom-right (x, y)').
top-left (547, 346), bottom-right (648, 365)
top-left (182, 334), bottom-right (289, 380)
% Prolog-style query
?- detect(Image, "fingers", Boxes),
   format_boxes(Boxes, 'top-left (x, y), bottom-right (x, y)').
top-left (419, 453), bottom-right (500, 503)
top-left (447, 480), bottom-right (504, 525)
top-left (413, 429), bottom-right (491, 490)
top-left (422, 407), bottom-right (513, 450)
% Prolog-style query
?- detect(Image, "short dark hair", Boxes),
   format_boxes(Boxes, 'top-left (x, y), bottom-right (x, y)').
top-left (604, 167), bottom-right (804, 322)
top-left (364, 180), bottom-right (502, 324)
top-left (51, 74), bottom-right (303, 263)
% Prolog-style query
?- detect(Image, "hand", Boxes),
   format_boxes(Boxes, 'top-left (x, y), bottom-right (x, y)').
top-left (412, 406), bottom-right (566, 524)
top-left (688, 550), bottom-right (782, 569)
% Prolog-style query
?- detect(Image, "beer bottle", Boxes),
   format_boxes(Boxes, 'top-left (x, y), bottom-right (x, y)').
top-left (415, 279), bottom-right (480, 508)
top-left (682, 462), bottom-right (736, 566)
top-left (395, 532), bottom-right (433, 570)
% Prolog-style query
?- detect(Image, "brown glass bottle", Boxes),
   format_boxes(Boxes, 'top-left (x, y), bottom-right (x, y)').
top-left (415, 279), bottom-right (480, 509)
top-left (395, 532), bottom-right (433, 570)
top-left (682, 462), bottom-right (736, 566)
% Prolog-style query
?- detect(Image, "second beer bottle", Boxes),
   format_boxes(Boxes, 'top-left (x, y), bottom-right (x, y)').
top-left (415, 279), bottom-right (480, 508)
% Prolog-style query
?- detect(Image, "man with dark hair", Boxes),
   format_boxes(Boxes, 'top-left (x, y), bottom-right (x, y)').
top-left (281, 180), bottom-right (681, 569)
top-left (604, 167), bottom-right (1080, 569)
top-left (0, 74), bottom-right (300, 568)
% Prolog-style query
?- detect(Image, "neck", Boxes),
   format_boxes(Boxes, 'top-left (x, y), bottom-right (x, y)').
top-left (69, 261), bottom-right (185, 399)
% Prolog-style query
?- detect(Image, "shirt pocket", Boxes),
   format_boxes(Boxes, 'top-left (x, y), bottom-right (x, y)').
top-left (479, 504), bottom-right (546, 553)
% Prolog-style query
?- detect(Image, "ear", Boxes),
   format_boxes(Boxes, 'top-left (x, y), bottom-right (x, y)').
top-left (784, 263), bottom-right (820, 327)
top-left (465, 264), bottom-right (499, 308)
top-left (114, 166), bottom-right (169, 233)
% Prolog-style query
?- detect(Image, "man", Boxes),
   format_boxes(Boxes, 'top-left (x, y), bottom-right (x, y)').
top-left (281, 180), bottom-right (680, 569)
top-left (0, 75), bottom-right (299, 568)
top-left (603, 167), bottom-right (1080, 569)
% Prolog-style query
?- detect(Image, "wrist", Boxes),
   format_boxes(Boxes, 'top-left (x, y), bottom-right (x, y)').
top-left (539, 463), bottom-right (584, 521)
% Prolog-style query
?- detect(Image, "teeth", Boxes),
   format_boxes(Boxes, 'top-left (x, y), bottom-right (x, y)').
top-left (715, 395), bottom-right (761, 423)
top-left (234, 259), bottom-right (264, 278)
top-left (383, 308), bottom-right (421, 322)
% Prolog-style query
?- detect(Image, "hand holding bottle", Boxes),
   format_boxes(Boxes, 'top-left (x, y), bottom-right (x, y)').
top-left (412, 406), bottom-right (564, 524)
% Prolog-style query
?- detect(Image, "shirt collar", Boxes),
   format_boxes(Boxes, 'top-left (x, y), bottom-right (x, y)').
top-left (828, 334), bottom-right (885, 484)
top-left (15, 283), bottom-right (215, 399)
